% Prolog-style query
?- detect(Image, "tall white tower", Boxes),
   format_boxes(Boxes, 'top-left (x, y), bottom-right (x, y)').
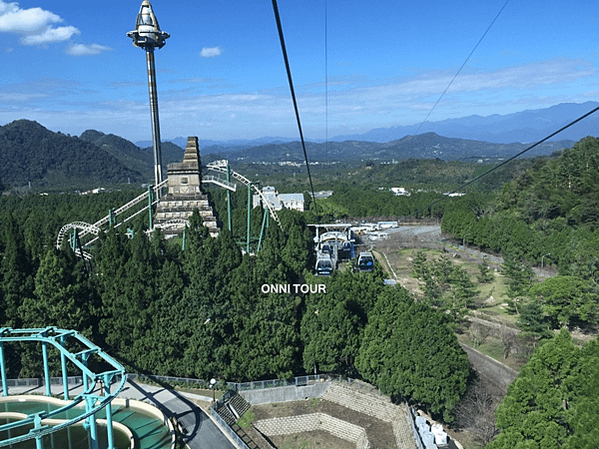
top-left (127, 0), bottom-right (170, 190)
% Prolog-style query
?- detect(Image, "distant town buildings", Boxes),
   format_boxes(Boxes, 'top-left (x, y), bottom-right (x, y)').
top-left (390, 187), bottom-right (410, 196)
top-left (253, 186), bottom-right (305, 211)
top-left (312, 191), bottom-right (333, 199)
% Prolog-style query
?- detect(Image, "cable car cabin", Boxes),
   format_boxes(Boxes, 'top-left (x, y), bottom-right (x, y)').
top-left (357, 252), bottom-right (375, 272)
top-left (315, 253), bottom-right (335, 276)
top-left (321, 243), bottom-right (333, 255)
top-left (338, 241), bottom-right (355, 261)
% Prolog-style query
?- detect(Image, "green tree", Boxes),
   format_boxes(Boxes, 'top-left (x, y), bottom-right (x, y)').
top-left (502, 256), bottom-right (534, 315)
top-left (517, 300), bottom-right (552, 338)
top-left (279, 210), bottom-right (313, 281)
top-left (0, 214), bottom-right (34, 327)
top-left (489, 330), bottom-right (599, 449)
top-left (563, 339), bottom-right (599, 449)
top-left (449, 265), bottom-right (479, 317)
top-left (528, 275), bottom-right (598, 328)
top-left (145, 259), bottom-right (189, 375)
top-left (477, 258), bottom-right (494, 283)
top-left (411, 250), bottom-right (428, 279)
top-left (21, 248), bottom-right (96, 332)
top-left (300, 270), bottom-right (378, 374)
top-left (232, 292), bottom-right (300, 380)
top-left (356, 288), bottom-right (469, 422)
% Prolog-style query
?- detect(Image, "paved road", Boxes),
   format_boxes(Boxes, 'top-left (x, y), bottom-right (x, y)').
top-left (124, 379), bottom-right (236, 449)
top-left (7, 378), bottom-right (237, 449)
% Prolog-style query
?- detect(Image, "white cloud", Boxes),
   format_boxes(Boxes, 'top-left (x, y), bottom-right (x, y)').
top-left (21, 25), bottom-right (78, 45)
top-left (200, 46), bottom-right (222, 58)
top-left (66, 43), bottom-right (111, 56)
top-left (0, 1), bottom-right (61, 32)
top-left (1, 56), bottom-right (596, 141)
top-left (0, 1), bottom-right (80, 47)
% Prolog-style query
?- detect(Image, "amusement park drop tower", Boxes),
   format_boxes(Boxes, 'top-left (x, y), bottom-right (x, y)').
top-left (127, 0), bottom-right (170, 190)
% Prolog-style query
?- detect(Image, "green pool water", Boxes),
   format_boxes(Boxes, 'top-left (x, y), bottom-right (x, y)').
top-left (0, 398), bottom-right (171, 449)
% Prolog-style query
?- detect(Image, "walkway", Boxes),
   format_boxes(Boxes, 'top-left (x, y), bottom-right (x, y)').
top-left (5, 379), bottom-right (237, 449)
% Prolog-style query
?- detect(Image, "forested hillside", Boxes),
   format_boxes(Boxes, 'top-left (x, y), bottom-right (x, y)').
top-left (80, 129), bottom-right (186, 176)
top-left (442, 136), bottom-right (599, 279)
top-left (438, 136), bottom-right (599, 447)
top-left (0, 120), bottom-right (145, 189)
top-left (0, 191), bottom-right (469, 423)
top-left (1, 133), bottom-right (598, 438)
top-left (0, 118), bottom-right (571, 193)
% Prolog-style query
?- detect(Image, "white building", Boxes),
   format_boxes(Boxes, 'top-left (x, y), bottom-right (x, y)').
top-left (253, 186), bottom-right (305, 211)
top-left (390, 187), bottom-right (410, 196)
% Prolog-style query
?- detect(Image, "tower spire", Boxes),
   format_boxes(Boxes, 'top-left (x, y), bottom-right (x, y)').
top-left (127, 1), bottom-right (170, 191)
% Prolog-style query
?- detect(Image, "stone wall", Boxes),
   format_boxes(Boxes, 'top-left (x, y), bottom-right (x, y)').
top-left (254, 413), bottom-right (370, 449)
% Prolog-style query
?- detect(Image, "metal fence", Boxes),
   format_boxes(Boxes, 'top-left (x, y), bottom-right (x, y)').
top-left (232, 373), bottom-right (339, 391)
top-left (209, 407), bottom-right (250, 449)
top-left (2, 375), bottom-right (84, 390)
top-left (3, 373), bottom-right (411, 449)
top-left (3, 372), bottom-right (388, 397)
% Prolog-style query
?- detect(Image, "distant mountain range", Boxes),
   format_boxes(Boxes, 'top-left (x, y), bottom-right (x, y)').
top-left (332, 101), bottom-right (599, 144)
top-left (209, 133), bottom-right (573, 164)
top-left (136, 135), bottom-right (298, 150)
top-left (151, 101), bottom-right (598, 148)
top-left (0, 106), bottom-right (588, 190)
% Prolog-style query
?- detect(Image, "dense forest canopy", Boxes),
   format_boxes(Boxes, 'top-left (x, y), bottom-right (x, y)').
top-left (0, 120), bottom-right (145, 189)
top-left (442, 136), bottom-right (599, 280)
top-left (488, 330), bottom-right (599, 449)
top-left (0, 193), bottom-right (470, 421)
top-left (1, 134), bottom-right (599, 434)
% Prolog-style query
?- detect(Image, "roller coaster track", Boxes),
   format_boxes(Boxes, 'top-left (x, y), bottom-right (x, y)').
top-left (56, 162), bottom-right (281, 258)
top-left (206, 160), bottom-right (281, 228)
top-left (56, 179), bottom-right (168, 252)
top-left (0, 327), bottom-right (127, 448)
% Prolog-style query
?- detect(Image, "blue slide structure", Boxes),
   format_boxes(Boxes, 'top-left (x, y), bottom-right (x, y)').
top-left (0, 327), bottom-right (127, 449)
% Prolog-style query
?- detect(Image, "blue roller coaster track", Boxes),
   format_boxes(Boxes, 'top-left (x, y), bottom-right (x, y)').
top-left (0, 327), bottom-right (127, 449)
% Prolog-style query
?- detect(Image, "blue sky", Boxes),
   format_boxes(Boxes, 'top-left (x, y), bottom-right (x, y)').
top-left (1, 0), bottom-right (598, 142)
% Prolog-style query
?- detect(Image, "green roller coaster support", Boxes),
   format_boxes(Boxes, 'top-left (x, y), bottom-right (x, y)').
top-left (33, 414), bottom-right (43, 449)
top-left (226, 165), bottom-right (232, 232)
top-left (69, 228), bottom-right (78, 252)
top-left (148, 185), bottom-right (154, 230)
top-left (85, 395), bottom-right (98, 449)
top-left (69, 229), bottom-right (89, 273)
top-left (257, 205), bottom-right (269, 252)
top-left (103, 372), bottom-right (116, 449)
top-left (246, 183), bottom-right (251, 253)
top-left (58, 333), bottom-right (70, 400)
top-left (42, 340), bottom-right (51, 396)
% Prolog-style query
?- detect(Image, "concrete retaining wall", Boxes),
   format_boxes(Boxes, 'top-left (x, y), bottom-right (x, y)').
top-left (460, 342), bottom-right (518, 391)
top-left (254, 413), bottom-right (369, 448)
top-left (240, 381), bottom-right (331, 405)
